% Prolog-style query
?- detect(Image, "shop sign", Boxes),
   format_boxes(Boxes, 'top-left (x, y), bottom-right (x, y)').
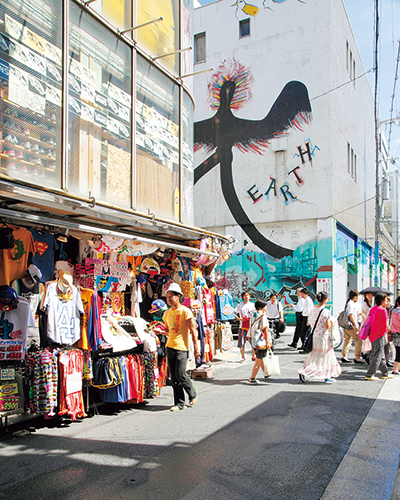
top-left (1, 368), bottom-right (15, 381)
top-left (0, 340), bottom-right (24, 361)
top-left (0, 57), bottom-right (9, 80)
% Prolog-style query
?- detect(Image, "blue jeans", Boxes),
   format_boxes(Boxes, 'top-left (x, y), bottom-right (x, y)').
top-left (167, 347), bottom-right (196, 408)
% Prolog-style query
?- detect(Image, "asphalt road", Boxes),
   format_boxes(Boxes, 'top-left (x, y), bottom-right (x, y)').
top-left (1, 328), bottom-right (399, 500)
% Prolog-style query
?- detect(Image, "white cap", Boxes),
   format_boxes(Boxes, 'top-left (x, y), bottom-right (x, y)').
top-left (27, 264), bottom-right (42, 282)
top-left (167, 282), bottom-right (183, 295)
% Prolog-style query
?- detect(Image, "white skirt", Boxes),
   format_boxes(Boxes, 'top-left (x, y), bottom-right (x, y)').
top-left (299, 337), bottom-right (341, 380)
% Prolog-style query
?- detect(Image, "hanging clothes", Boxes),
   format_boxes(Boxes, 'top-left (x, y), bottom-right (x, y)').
top-left (25, 350), bottom-right (58, 415)
top-left (58, 349), bottom-right (87, 421)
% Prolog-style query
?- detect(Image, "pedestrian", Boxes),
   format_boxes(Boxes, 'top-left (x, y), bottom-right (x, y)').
top-left (298, 287), bottom-right (314, 350)
top-left (163, 283), bottom-right (200, 411)
top-left (390, 296), bottom-right (400, 375)
top-left (384, 295), bottom-right (394, 368)
top-left (266, 292), bottom-right (284, 338)
top-left (248, 299), bottom-right (272, 384)
top-left (234, 290), bottom-right (256, 362)
top-left (298, 291), bottom-right (341, 384)
top-left (341, 289), bottom-right (363, 364)
top-left (365, 292), bottom-right (394, 381)
top-left (360, 291), bottom-right (373, 362)
top-left (288, 288), bottom-right (304, 348)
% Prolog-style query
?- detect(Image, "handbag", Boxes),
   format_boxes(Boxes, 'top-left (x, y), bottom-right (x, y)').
top-left (303, 308), bottom-right (324, 353)
top-left (329, 317), bottom-right (340, 344)
top-left (263, 350), bottom-right (281, 376)
top-left (358, 315), bottom-right (372, 340)
top-left (251, 314), bottom-right (268, 350)
top-left (337, 310), bottom-right (353, 330)
top-left (277, 320), bottom-right (286, 333)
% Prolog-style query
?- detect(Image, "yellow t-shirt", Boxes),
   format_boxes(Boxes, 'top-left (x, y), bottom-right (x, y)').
top-left (163, 305), bottom-right (194, 351)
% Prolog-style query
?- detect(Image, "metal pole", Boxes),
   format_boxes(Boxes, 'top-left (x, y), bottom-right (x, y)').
top-left (374, 0), bottom-right (380, 286)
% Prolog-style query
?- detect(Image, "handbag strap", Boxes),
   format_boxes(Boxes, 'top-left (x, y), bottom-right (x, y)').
top-left (311, 308), bottom-right (325, 336)
top-left (251, 313), bottom-right (264, 329)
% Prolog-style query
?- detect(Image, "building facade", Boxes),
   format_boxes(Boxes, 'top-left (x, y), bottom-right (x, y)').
top-left (0, 0), bottom-right (228, 255)
top-left (193, 0), bottom-right (387, 317)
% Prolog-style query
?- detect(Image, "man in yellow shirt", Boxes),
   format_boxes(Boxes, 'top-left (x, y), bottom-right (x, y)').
top-left (163, 283), bottom-right (199, 411)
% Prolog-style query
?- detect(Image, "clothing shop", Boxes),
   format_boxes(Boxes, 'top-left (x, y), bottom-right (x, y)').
top-left (0, 218), bottom-right (236, 427)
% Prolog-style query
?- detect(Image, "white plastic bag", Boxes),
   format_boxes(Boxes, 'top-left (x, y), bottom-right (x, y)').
top-left (263, 350), bottom-right (281, 376)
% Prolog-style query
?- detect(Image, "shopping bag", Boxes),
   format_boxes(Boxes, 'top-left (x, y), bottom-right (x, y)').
top-left (263, 350), bottom-right (281, 376)
top-left (329, 317), bottom-right (340, 343)
top-left (358, 315), bottom-right (372, 340)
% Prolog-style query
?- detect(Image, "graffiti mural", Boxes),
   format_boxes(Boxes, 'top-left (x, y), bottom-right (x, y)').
top-left (232, 0), bottom-right (306, 17)
top-left (194, 59), bottom-right (312, 259)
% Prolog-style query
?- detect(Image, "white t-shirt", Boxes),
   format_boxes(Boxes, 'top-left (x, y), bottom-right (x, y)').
top-left (346, 300), bottom-right (362, 325)
top-left (0, 299), bottom-right (35, 343)
top-left (294, 296), bottom-right (304, 313)
top-left (266, 300), bottom-right (283, 319)
top-left (235, 301), bottom-right (255, 330)
top-left (43, 282), bottom-right (84, 345)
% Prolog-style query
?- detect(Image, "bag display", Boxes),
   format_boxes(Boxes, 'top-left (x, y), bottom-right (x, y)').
top-left (358, 315), bottom-right (372, 340)
top-left (263, 350), bottom-right (281, 376)
top-left (337, 310), bottom-right (353, 330)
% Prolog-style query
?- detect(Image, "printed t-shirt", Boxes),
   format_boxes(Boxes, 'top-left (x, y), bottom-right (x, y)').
top-left (0, 300), bottom-right (35, 360)
top-left (30, 229), bottom-right (59, 282)
top-left (235, 301), bottom-right (256, 330)
top-left (0, 227), bottom-right (36, 286)
top-left (43, 282), bottom-right (84, 345)
top-left (163, 305), bottom-right (193, 351)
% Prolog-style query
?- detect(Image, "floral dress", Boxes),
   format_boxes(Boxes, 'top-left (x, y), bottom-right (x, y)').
top-left (298, 306), bottom-right (341, 380)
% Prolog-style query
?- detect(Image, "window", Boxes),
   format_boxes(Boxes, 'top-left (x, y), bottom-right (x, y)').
top-left (347, 142), bottom-right (357, 181)
top-left (194, 33), bottom-right (206, 63)
top-left (239, 19), bottom-right (250, 38)
top-left (346, 40), bottom-right (356, 85)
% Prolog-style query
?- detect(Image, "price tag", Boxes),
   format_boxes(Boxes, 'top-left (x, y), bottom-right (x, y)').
top-left (1, 368), bottom-right (15, 381)
top-left (66, 372), bottom-right (82, 395)
top-left (0, 396), bottom-right (19, 412)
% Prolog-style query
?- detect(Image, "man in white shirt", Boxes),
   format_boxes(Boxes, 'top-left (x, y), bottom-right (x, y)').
top-left (288, 288), bottom-right (304, 348)
top-left (299, 288), bottom-right (314, 350)
top-left (266, 293), bottom-right (284, 338)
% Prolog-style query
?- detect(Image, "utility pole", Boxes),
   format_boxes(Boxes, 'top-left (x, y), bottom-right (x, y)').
top-left (374, 0), bottom-right (380, 286)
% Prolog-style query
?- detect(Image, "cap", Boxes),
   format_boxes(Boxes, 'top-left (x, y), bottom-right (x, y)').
top-left (167, 282), bottom-right (183, 295)
top-left (27, 264), bottom-right (42, 283)
top-left (0, 286), bottom-right (19, 311)
top-left (58, 272), bottom-right (73, 292)
top-left (148, 299), bottom-right (167, 314)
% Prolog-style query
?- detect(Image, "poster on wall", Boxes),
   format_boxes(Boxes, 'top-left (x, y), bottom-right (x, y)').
top-left (317, 278), bottom-right (331, 301)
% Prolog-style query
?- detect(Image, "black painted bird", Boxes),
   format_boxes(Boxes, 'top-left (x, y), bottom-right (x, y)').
top-left (194, 78), bottom-right (312, 259)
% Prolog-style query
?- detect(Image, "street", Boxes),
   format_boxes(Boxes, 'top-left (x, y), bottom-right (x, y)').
top-left (1, 327), bottom-right (400, 500)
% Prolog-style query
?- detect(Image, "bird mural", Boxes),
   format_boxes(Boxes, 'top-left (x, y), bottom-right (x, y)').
top-left (194, 60), bottom-right (312, 259)
top-left (232, 0), bottom-right (259, 17)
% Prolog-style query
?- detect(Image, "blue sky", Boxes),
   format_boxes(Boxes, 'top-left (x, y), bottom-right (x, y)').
top-left (196, 0), bottom-right (400, 162)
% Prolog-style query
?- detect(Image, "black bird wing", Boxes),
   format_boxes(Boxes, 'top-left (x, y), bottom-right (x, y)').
top-left (231, 81), bottom-right (312, 154)
top-left (194, 115), bottom-right (219, 153)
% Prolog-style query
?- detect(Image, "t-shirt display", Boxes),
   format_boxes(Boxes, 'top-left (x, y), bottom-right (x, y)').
top-left (0, 299), bottom-right (35, 360)
top-left (0, 227), bottom-right (36, 286)
top-left (29, 229), bottom-right (59, 282)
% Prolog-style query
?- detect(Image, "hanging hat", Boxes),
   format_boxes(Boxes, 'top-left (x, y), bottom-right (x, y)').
top-left (27, 264), bottom-right (42, 283)
top-left (0, 286), bottom-right (19, 311)
top-left (148, 299), bottom-right (168, 314)
top-left (58, 272), bottom-right (73, 292)
top-left (141, 257), bottom-right (161, 275)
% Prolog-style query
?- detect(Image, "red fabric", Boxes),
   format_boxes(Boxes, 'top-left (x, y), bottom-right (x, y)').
top-left (58, 350), bottom-right (87, 421)
top-left (203, 288), bottom-right (215, 325)
top-left (369, 306), bottom-right (388, 343)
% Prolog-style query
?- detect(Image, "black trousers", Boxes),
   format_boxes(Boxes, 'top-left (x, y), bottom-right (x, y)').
top-left (298, 316), bottom-right (309, 347)
top-left (167, 347), bottom-right (196, 408)
top-left (291, 312), bottom-right (303, 346)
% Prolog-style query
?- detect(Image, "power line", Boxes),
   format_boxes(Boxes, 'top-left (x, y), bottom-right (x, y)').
top-left (310, 68), bottom-right (374, 102)
top-left (387, 40), bottom-right (400, 154)
top-left (321, 196), bottom-right (375, 221)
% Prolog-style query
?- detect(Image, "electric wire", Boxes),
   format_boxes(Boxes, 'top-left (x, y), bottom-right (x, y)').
top-left (310, 68), bottom-right (374, 102)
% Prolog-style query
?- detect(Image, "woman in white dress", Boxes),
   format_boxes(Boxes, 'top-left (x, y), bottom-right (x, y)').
top-left (299, 291), bottom-right (341, 384)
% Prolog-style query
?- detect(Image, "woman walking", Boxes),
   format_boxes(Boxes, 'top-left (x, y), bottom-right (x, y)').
top-left (299, 291), bottom-right (341, 384)
top-left (365, 292), bottom-right (394, 381)
top-left (361, 291), bottom-right (373, 362)
top-left (390, 296), bottom-right (400, 375)
top-left (248, 299), bottom-right (272, 384)
top-left (341, 289), bottom-right (363, 364)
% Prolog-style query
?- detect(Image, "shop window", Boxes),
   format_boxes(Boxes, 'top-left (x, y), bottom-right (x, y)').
top-left (90, 0), bottom-right (131, 32)
top-left (136, 0), bottom-right (180, 75)
top-left (182, 91), bottom-right (194, 225)
top-left (136, 54), bottom-right (180, 221)
top-left (239, 19), bottom-right (250, 38)
top-left (194, 33), bottom-right (206, 64)
top-left (0, 0), bottom-right (62, 188)
top-left (68, 1), bottom-right (132, 209)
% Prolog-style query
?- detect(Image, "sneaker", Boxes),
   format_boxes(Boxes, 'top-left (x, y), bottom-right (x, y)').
top-left (32, 158), bottom-right (42, 166)
top-left (392, 371), bottom-right (400, 375)
top-left (288, 343), bottom-right (297, 348)
top-left (18, 165), bottom-right (28, 176)
top-left (365, 375), bottom-right (380, 381)
top-left (7, 162), bottom-right (16, 174)
top-left (248, 378), bottom-right (260, 385)
top-left (4, 134), bottom-right (17, 144)
top-left (15, 151), bottom-right (23, 159)
top-left (239, 358), bottom-right (245, 363)
top-left (47, 149), bottom-right (54, 157)
top-left (4, 149), bottom-right (15, 157)
top-left (170, 405), bottom-right (185, 412)
top-left (48, 163), bottom-right (56, 171)
top-left (382, 374), bottom-right (394, 379)
top-left (189, 387), bottom-right (198, 406)
top-left (325, 378), bottom-right (336, 384)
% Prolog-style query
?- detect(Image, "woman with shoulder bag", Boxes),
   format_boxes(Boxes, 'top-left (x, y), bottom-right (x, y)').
top-left (299, 291), bottom-right (341, 384)
top-left (341, 289), bottom-right (363, 364)
top-left (248, 299), bottom-right (272, 385)
top-left (389, 296), bottom-right (400, 375)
